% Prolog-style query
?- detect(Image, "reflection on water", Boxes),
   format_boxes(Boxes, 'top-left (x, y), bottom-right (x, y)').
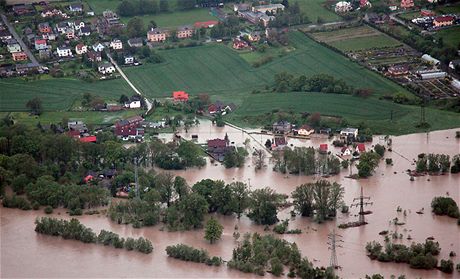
top-left (2, 122), bottom-right (459, 278)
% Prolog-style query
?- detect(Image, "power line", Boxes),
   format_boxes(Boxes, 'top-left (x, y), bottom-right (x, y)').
top-left (350, 187), bottom-right (373, 224)
top-left (327, 229), bottom-right (343, 272)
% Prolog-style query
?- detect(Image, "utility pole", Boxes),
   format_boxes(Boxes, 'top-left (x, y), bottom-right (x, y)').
top-left (328, 229), bottom-right (343, 272)
top-left (351, 187), bottom-right (373, 224)
top-left (134, 156), bottom-right (139, 199)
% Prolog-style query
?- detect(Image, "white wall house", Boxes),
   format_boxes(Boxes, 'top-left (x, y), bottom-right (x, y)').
top-left (98, 62), bottom-right (115, 74)
top-left (57, 46), bottom-right (72, 57)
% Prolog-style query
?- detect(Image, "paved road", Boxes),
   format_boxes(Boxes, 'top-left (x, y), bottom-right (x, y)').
top-left (1, 13), bottom-right (40, 66)
top-left (106, 52), bottom-right (153, 113)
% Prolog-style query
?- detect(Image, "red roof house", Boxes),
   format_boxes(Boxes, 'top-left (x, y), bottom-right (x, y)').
top-left (319, 144), bottom-right (328, 153)
top-left (433, 16), bottom-right (454, 27)
top-left (208, 103), bottom-right (218, 114)
top-left (356, 143), bottom-right (366, 153)
top-left (420, 9), bottom-right (435, 17)
top-left (80, 136), bottom-right (97, 143)
top-left (115, 116), bottom-right (144, 137)
top-left (194, 20), bottom-right (219, 28)
top-left (173, 91), bottom-right (189, 102)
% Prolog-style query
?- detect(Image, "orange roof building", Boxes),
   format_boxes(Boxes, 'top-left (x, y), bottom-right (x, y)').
top-left (172, 91), bottom-right (189, 101)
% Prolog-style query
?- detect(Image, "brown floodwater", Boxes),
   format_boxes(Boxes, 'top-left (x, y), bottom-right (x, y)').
top-left (2, 122), bottom-right (460, 278)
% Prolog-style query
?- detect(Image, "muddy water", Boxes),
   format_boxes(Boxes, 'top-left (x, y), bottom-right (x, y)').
top-left (2, 124), bottom-right (460, 278)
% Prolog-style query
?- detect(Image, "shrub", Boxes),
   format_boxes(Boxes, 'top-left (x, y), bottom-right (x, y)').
top-left (439, 259), bottom-right (454, 273)
top-left (165, 244), bottom-right (220, 265)
top-left (385, 158), bottom-right (393, 165)
top-left (431, 197), bottom-right (460, 219)
top-left (44, 206), bottom-right (53, 214)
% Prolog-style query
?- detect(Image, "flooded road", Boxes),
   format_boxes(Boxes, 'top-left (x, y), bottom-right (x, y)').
top-left (1, 123), bottom-right (459, 278)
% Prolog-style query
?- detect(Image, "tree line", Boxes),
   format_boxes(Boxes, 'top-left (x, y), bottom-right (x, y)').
top-left (228, 232), bottom-right (337, 278)
top-left (165, 244), bottom-right (222, 266)
top-left (272, 72), bottom-right (357, 94)
top-left (416, 153), bottom-right (459, 174)
top-left (35, 217), bottom-right (153, 253)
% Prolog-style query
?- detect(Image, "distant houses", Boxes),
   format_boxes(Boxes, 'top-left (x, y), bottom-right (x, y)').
top-left (207, 134), bottom-right (234, 161)
top-left (98, 62), bottom-right (116, 74)
top-left (115, 116), bottom-right (144, 140)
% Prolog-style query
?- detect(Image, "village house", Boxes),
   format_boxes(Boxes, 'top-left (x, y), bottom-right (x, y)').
top-left (128, 37), bottom-right (143, 48)
top-left (420, 9), bottom-right (435, 17)
top-left (87, 50), bottom-right (102, 62)
top-left (124, 55), bottom-right (134, 64)
top-left (355, 143), bottom-right (366, 154)
top-left (177, 25), bottom-right (194, 39)
top-left (400, 0), bottom-right (414, 9)
top-left (124, 95), bottom-right (142, 108)
top-left (233, 38), bottom-right (249, 49)
top-left (433, 16), bottom-right (454, 28)
top-left (388, 65), bottom-right (409, 76)
top-left (12, 51), bottom-right (28, 61)
top-left (42, 32), bottom-right (56, 41)
top-left (252, 4), bottom-right (285, 14)
top-left (207, 134), bottom-right (233, 161)
top-left (114, 116), bottom-right (144, 138)
top-left (12, 4), bottom-right (35, 16)
top-left (0, 30), bottom-right (12, 41)
top-left (272, 136), bottom-right (287, 150)
top-left (172, 91), bottom-right (189, 102)
top-left (319, 144), bottom-right (328, 154)
top-left (65, 28), bottom-right (75, 39)
top-left (57, 46), bottom-right (72, 57)
top-left (273, 120), bottom-right (292, 134)
top-left (110, 39), bottom-right (123, 50)
top-left (341, 147), bottom-right (353, 156)
top-left (92, 43), bottom-right (105, 52)
top-left (68, 120), bottom-right (88, 134)
top-left (208, 101), bottom-right (236, 115)
top-left (147, 28), bottom-right (168, 42)
top-left (335, 1), bottom-right (353, 13)
top-left (79, 26), bottom-right (91, 36)
top-left (72, 20), bottom-right (85, 30)
top-left (240, 31), bottom-right (261, 42)
top-left (39, 49), bottom-right (51, 60)
top-left (69, 3), bottom-right (83, 13)
top-left (297, 125), bottom-right (315, 136)
top-left (233, 3), bottom-right (251, 12)
top-left (34, 39), bottom-right (47, 50)
top-left (38, 22), bottom-right (52, 34)
top-left (79, 136), bottom-right (97, 143)
top-left (98, 62), bottom-right (115, 75)
top-left (360, 0), bottom-right (372, 8)
top-left (75, 43), bottom-right (88, 55)
top-left (340, 128), bottom-right (359, 139)
top-left (7, 43), bottom-right (21, 53)
top-left (56, 22), bottom-right (69, 34)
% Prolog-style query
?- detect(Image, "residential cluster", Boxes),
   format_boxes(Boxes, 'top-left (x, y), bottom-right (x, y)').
top-left (411, 13), bottom-right (460, 30)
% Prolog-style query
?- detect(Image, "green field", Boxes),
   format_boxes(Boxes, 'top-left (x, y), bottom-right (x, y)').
top-left (0, 110), bottom-right (143, 127)
top-left (120, 9), bottom-right (217, 28)
top-left (225, 92), bottom-right (460, 135)
top-left (311, 26), bottom-right (403, 51)
top-left (435, 26), bottom-right (460, 49)
top-left (124, 31), bottom-right (407, 100)
top-left (295, 0), bottom-right (341, 23)
top-left (84, 0), bottom-right (123, 14)
top-left (0, 77), bottom-right (132, 111)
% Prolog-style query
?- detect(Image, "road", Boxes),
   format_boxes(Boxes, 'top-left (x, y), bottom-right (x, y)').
top-left (1, 13), bottom-right (40, 66)
top-left (106, 52), bottom-right (153, 113)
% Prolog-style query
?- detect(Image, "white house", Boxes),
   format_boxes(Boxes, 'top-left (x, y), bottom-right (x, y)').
top-left (65, 28), bottom-right (75, 39)
top-left (124, 95), bottom-right (142, 108)
top-left (110, 39), bottom-right (123, 50)
top-left (7, 43), bottom-right (22, 53)
top-left (341, 147), bottom-right (352, 156)
top-left (98, 62), bottom-right (115, 74)
top-left (75, 43), bottom-right (87, 55)
top-left (69, 3), bottom-right (83, 12)
top-left (72, 20), bottom-right (85, 30)
top-left (57, 46), bottom-right (72, 57)
top-left (335, 1), bottom-right (353, 13)
top-left (124, 55), bottom-right (134, 64)
top-left (297, 125), bottom-right (315, 136)
top-left (92, 43), bottom-right (105, 52)
top-left (340, 128), bottom-right (358, 138)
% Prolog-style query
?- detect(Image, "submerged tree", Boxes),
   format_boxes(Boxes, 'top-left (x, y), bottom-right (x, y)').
top-left (204, 217), bottom-right (223, 244)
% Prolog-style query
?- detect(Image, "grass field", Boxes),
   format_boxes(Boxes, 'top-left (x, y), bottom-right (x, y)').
top-left (311, 26), bottom-right (403, 51)
top-left (0, 77), bottom-right (133, 111)
top-left (435, 26), bottom-right (460, 49)
top-left (120, 9), bottom-right (217, 28)
top-left (295, 0), bottom-right (341, 23)
top-left (84, 0), bottom-right (123, 14)
top-left (0, 110), bottom-right (143, 127)
top-left (225, 92), bottom-right (460, 135)
top-left (124, 31), bottom-right (407, 100)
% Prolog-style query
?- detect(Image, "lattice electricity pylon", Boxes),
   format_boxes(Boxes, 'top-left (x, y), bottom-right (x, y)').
top-left (350, 187), bottom-right (373, 224)
top-left (327, 229), bottom-right (343, 271)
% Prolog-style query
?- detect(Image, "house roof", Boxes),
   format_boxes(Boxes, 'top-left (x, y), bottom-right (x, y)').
top-left (80, 26), bottom-right (91, 33)
top-left (148, 28), bottom-right (168, 35)
top-left (341, 146), bottom-right (350, 153)
top-left (357, 143), bottom-right (366, 152)
top-left (319, 144), bottom-right (328, 151)
top-left (274, 137), bottom-right (287, 146)
top-left (178, 25), bottom-right (194, 31)
top-left (208, 138), bottom-right (227, 148)
top-left (434, 15), bottom-right (454, 22)
top-left (117, 115), bottom-right (143, 126)
top-left (99, 62), bottom-right (112, 68)
top-left (173, 91), bottom-right (189, 100)
top-left (80, 136), bottom-right (97, 143)
top-left (35, 39), bottom-right (46, 44)
top-left (341, 127), bottom-right (358, 134)
top-left (299, 124), bottom-right (313, 131)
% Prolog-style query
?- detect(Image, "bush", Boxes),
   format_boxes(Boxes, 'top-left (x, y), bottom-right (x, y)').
top-left (2, 194), bottom-right (32, 210)
top-left (32, 201), bottom-right (40, 210)
top-left (431, 197), bottom-right (460, 219)
top-left (385, 158), bottom-right (393, 165)
top-left (135, 237), bottom-right (153, 254)
top-left (165, 244), bottom-right (220, 265)
top-left (44, 206), bottom-right (53, 214)
top-left (439, 259), bottom-right (454, 273)
top-left (273, 219), bottom-right (289, 234)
